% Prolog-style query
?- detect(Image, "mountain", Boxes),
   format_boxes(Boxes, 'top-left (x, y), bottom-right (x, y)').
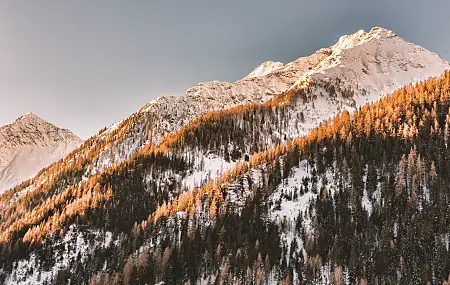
top-left (104, 27), bottom-right (449, 171)
top-left (145, 71), bottom-right (450, 284)
top-left (0, 27), bottom-right (449, 284)
top-left (292, 27), bottom-right (448, 103)
top-left (0, 113), bottom-right (82, 194)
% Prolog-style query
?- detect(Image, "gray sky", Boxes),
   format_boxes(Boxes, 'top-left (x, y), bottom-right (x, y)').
top-left (1, 1), bottom-right (449, 139)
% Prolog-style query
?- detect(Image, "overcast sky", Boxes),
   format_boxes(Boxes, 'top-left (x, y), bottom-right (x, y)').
top-left (1, 1), bottom-right (449, 139)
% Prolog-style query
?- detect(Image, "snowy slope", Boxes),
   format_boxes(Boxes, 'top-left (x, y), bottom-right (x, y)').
top-left (268, 27), bottom-right (450, 143)
top-left (129, 27), bottom-right (449, 159)
top-left (243, 61), bottom-right (285, 80)
top-left (292, 27), bottom-right (449, 105)
top-left (0, 113), bottom-right (83, 193)
top-left (2, 27), bottom-right (450, 285)
top-left (137, 48), bottom-right (330, 144)
top-left (89, 47), bottom-right (330, 170)
top-left (3, 27), bottom-right (449, 207)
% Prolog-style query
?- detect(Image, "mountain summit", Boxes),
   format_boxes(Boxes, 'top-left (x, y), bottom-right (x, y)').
top-left (1, 27), bottom-right (450, 285)
top-left (291, 27), bottom-right (449, 105)
top-left (242, 61), bottom-right (285, 80)
top-left (0, 113), bottom-right (82, 193)
top-left (126, 27), bottom-right (449, 162)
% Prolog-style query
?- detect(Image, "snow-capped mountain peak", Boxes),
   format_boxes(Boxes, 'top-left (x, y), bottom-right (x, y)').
top-left (291, 27), bottom-right (449, 105)
top-left (7, 112), bottom-right (41, 126)
top-left (2, 27), bottom-right (450, 285)
top-left (86, 27), bottom-right (450, 176)
top-left (243, 61), bottom-right (285, 80)
top-left (0, 113), bottom-right (83, 193)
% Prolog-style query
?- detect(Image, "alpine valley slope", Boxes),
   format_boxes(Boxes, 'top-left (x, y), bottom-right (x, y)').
top-left (0, 113), bottom-right (82, 194)
top-left (1, 27), bottom-right (450, 285)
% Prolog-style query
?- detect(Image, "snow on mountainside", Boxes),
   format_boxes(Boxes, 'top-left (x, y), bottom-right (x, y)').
top-left (0, 113), bottom-right (82, 193)
top-left (3, 27), bottom-right (449, 202)
top-left (72, 27), bottom-right (447, 178)
top-left (2, 27), bottom-right (450, 285)
top-left (139, 27), bottom-right (448, 148)
top-left (292, 27), bottom-right (449, 106)
top-left (243, 61), bottom-right (285, 80)
top-left (137, 48), bottom-right (329, 144)
top-left (269, 27), bottom-right (450, 143)
top-left (91, 46), bottom-right (330, 170)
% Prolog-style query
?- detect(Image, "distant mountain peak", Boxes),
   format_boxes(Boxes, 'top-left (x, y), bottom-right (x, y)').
top-left (20, 112), bottom-right (45, 121)
top-left (21, 111), bottom-right (35, 117)
top-left (5, 112), bottom-right (62, 132)
top-left (0, 113), bottom-right (82, 193)
top-left (7, 111), bottom-right (39, 125)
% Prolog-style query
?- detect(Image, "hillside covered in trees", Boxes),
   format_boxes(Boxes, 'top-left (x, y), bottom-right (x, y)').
top-left (1, 69), bottom-right (450, 284)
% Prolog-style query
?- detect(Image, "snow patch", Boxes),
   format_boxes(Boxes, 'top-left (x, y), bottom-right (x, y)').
top-left (182, 153), bottom-right (233, 189)
top-left (5, 225), bottom-right (114, 285)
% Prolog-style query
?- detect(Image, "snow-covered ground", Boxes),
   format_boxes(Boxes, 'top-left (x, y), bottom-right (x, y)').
top-left (5, 225), bottom-right (113, 285)
top-left (269, 160), bottom-right (336, 249)
top-left (182, 152), bottom-right (233, 190)
top-left (5, 27), bottom-right (448, 208)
